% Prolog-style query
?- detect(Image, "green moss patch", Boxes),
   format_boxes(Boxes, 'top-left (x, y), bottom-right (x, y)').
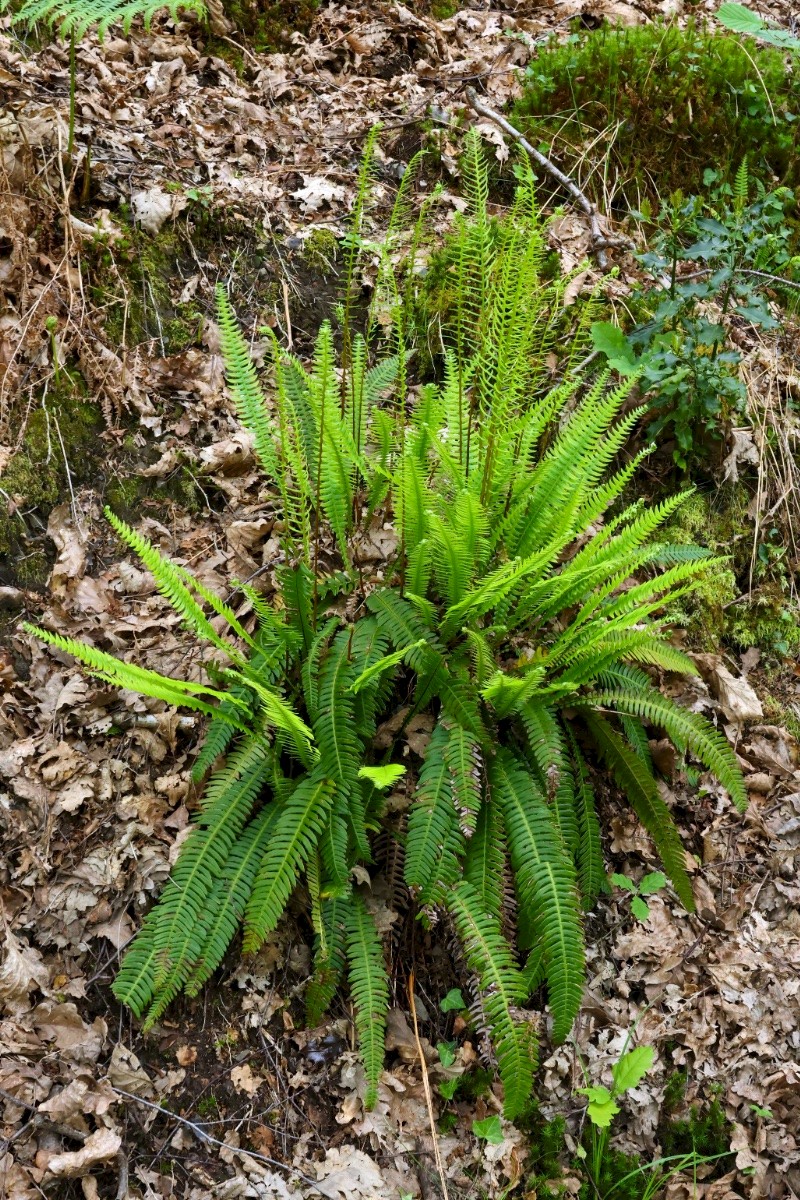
top-left (0, 379), bottom-right (103, 587)
top-left (513, 21), bottom-right (800, 207)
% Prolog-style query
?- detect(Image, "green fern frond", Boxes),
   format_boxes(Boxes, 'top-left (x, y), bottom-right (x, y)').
top-left (445, 724), bottom-right (482, 837)
top-left (583, 711), bottom-right (694, 910)
top-left (448, 881), bottom-right (536, 1121)
top-left (26, 624), bottom-right (249, 728)
top-left (113, 735), bottom-right (271, 1021)
top-left (183, 807), bottom-right (277, 997)
top-left (104, 509), bottom-right (245, 662)
top-left (566, 731), bottom-right (607, 908)
top-left (243, 771), bottom-right (336, 952)
top-left (405, 721), bottom-right (460, 902)
top-left (5, 0), bottom-right (204, 38)
top-left (463, 796), bottom-right (505, 918)
top-left (590, 689), bottom-right (746, 811)
top-left (491, 750), bottom-right (585, 1044)
top-left (344, 891), bottom-right (390, 1109)
top-left (306, 895), bottom-right (349, 1025)
top-left (520, 700), bottom-right (579, 851)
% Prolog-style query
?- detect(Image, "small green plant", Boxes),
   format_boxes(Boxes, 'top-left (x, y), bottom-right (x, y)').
top-left (27, 132), bottom-right (745, 1119)
top-left (592, 166), bottom-right (799, 466)
top-left (716, 3), bottom-right (800, 52)
top-left (513, 21), bottom-right (800, 205)
top-left (577, 1046), bottom-right (732, 1198)
top-left (610, 872), bottom-right (666, 922)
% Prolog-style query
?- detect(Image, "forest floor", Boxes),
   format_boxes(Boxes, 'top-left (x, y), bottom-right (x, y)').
top-left (1, 0), bottom-right (800, 1197)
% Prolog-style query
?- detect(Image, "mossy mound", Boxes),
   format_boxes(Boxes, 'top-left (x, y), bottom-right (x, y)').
top-left (513, 21), bottom-right (800, 208)
top-left (0, 380), bottom-right (103, 587)
top-left (206, 0), bottom-right (317, 56)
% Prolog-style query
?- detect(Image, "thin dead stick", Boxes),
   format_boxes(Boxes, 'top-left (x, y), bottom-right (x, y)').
top-left (465, 87), bottom-right (609, 268)
top-left (108, 1086), bottom-right (326, 1194)
top-left (678, 267), bottom-right (800, 292)
top-left (408, 972), bottom-right (450, 1200)
top-left (282, 278), bottom-right (293, 351)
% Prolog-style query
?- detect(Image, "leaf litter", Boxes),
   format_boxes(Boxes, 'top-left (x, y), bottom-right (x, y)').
top-left (1, 0), bottom-right (800, 1195)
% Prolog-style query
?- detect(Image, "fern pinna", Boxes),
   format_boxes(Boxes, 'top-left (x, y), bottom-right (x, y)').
top-left (27, 130), bottom-right (745, 1120)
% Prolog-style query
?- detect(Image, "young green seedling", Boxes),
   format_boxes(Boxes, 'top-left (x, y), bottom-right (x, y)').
top-left (611, 872), bottom-right (666, 921)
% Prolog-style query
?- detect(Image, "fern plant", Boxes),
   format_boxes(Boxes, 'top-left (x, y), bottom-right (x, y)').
top-left (27, 131), bottom-right (745, 1120)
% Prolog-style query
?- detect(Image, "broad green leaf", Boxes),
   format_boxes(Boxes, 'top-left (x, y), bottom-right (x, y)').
top-left (611, 873), bottom-right (637, 893)
top-left (440, 988), bottom-right (465, 1013)
top-left (639, 871), bottom-right (666, 896)
top-left (437, 1041), bottom-right (457, 1067)
top-left (612, 1045), bottom-right (655, 1096)
top-left (473, 1115), bottom-right (504, 1144)
top-left (631, 896), bottom-right (650, 922)
top-left (577, 1085), bottom-right (619, 1128)
top-left (591, 322), bottom-right (638, 374)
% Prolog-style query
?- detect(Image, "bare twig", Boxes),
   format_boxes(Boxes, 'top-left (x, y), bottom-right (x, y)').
top-left (108, 1086), bottom-right (327, 1194)
top-left (408, 972), bottom-right (450, 1200)
top-left (465, 87), bottom-right (610, 268)
top-left (677, 266), bottom-right (800, 292)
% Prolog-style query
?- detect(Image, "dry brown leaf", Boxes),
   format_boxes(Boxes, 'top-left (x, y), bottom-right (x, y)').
top-left (43, 1128), bottom-right (122, 1179)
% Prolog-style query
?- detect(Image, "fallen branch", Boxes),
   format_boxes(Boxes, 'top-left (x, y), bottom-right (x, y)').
top-left (678, 267), bottom-right (800, 292)
top-left (465, 87), bottom-right (610, 268)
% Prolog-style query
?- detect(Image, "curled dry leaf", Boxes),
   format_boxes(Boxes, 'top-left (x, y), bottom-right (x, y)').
top-left (42, 1128), bottom-right (122, 1179)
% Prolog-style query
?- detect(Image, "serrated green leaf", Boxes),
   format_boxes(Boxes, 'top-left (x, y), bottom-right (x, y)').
top-left (577, 1085), bottom-right (620, 1128)
top-left (612, 1045), bottom-right (655, 1096)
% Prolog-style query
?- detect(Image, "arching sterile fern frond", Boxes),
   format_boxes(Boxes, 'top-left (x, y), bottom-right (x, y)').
top-left (520, 699), bottom-right (579, 852)
top-left (184, 806), bottom-right (278, 997)
top-left (583, 712), bottom-right (694, 910)
top-left (491, 750), bottom-right (585, 1044)
top-left (405, 721), bottom-right (461, 903)
top-left (445, 724), bottom-right (482, 838)
top-left (448, 881), bottom-right (536, 1121)
top-left (344, 891), bottom-right (390, 1110)
top-left (306, 894), bottom-right (349, 1025)
top-left (566, 730), bottom-right (607, 908)
top-left (464, 795), bottom-right (505, 918)
top-left (104, 509), bottom-right (245, 662)
top-left (589, 689), bottom-right (746, 811)
top-left (26, 624), bottom-right (250, 729)
top-left (113, 733), bottom-right (272, 1021)
top-left (243, 771), bottom-right (336, 952)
